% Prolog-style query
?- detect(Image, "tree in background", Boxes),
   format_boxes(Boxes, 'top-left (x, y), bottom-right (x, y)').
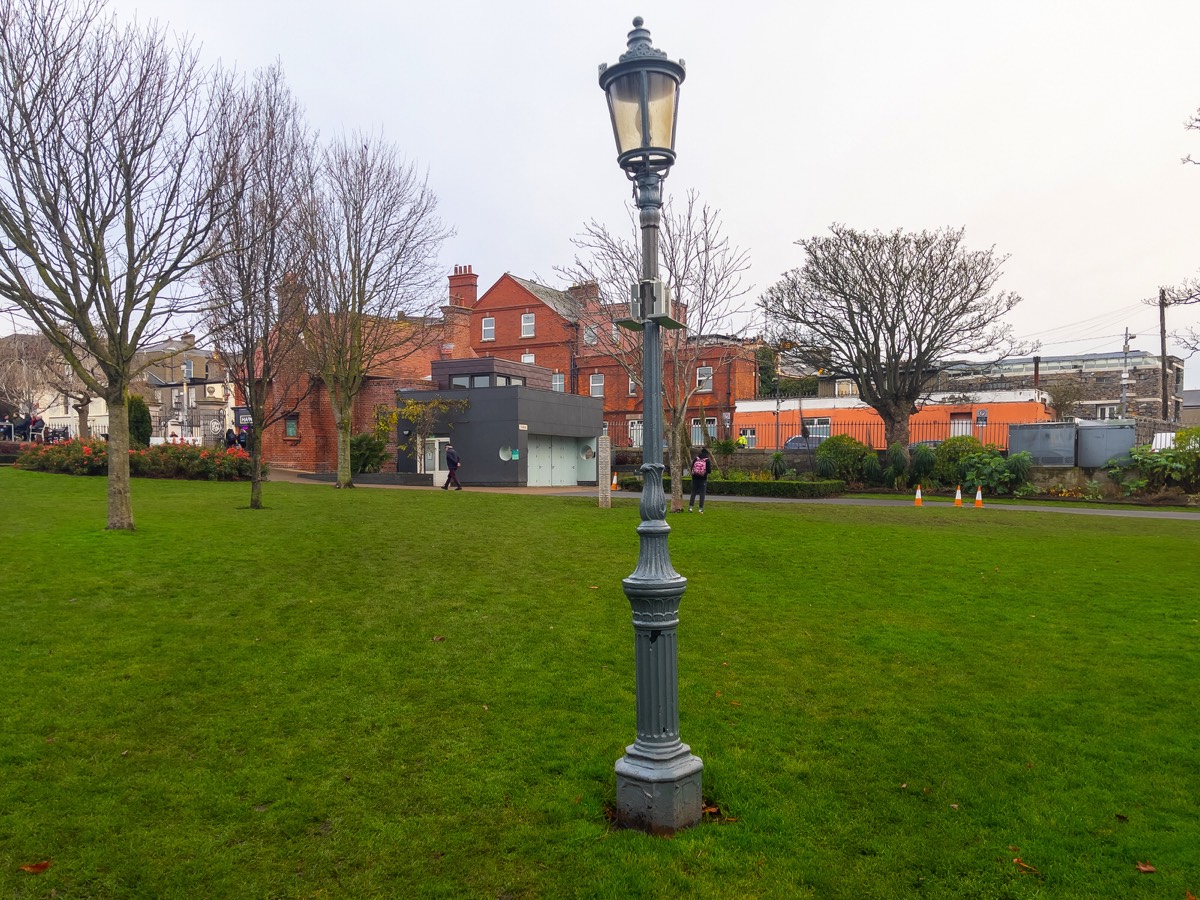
top-left (0, 331), bottom-right (55, 417)
top-left (297, 134), bottom-right (451, 488)
top-left (395, 396), bottom-right (470, 475)
top-left (1043, 376), bottom-right (1086, 420)
top-left (560, 191), bottom-right (752, 512)
top-left (0, 0), bottom-right (236, 529)
top-left (127, 395), bottom-right (152, 448)
top-left (760, 225), bottom-right (1026, 454)
top-left (201, 63), bottom-right (314, 509)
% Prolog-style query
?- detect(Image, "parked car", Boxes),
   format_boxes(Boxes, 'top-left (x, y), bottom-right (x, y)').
top-left (783, 434), bottom-right (826, 451)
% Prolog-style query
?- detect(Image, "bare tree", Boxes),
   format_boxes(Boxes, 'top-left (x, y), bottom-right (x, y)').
top-left (760, 225), bottom-right (1027, 452)
top-left (297, 134), bottom-right (451, 488)
top-left (0, 0), bottom-right (235, 529)
top-left (560, 191), bottom-right (752, 511)
top-left (0, 331), bottom-right (56, 416)
top-left (201, 63), bottom-right (314, 509)
top-left (1042, 376), bottom-right (1085, 420)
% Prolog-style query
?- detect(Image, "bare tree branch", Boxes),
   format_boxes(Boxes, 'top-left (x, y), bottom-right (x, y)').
top-left (558, 190), bottom-right (753, 510)
top-left (297, 132), bottom-right (452, 487)
top-left (0, 0), bottom-right (236, 528)
top-left (760, 225), bottom-right (1029, 451)
top-left (200, 61), bottom-right (314, 508)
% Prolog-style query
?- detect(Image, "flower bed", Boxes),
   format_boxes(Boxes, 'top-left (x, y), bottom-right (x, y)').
top-left (14, 438), bottom-right (259, 480)
top-left (618, 475), bottom-right (846, 499)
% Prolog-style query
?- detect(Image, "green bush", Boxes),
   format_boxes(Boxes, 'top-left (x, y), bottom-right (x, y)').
top-left (910, 443), bottom-right (937, 485)
top-left (959, 448), bottom-right (1033, 496)
top-left (619, 476), bottom-right (845, 499)
top-left (933, 435), bottom-right (984, 487)
top-left (862, 453), bottom-right (884, 486)
top-left (1105, 433), bottom-right (1200, 495)
top-left (351, 432), bottom-right (388, 475)
top-left (16, 438), bottom-right (257, 480)
top-left (128, 395), bottom-right (152, 448)
top-left (814, 434), bottom-right (873, 484)
top-left (768, 451), bottom-right (787, 481)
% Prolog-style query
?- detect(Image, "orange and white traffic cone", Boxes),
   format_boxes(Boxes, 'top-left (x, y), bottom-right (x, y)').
top-left (914, 484), bottom-right (923, 507)
top-left (612, 471), bottom-right (619, 490)
top-left (974, 486), bottom-right (984, 508)
top-left (954, 485), bottom-right (963, 507)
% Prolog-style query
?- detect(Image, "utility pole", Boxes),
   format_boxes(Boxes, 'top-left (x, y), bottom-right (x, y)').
top-left (1159, 287), bottom-right (1169, 420)
top-left (1120, 326), bottom-right (1136, 419)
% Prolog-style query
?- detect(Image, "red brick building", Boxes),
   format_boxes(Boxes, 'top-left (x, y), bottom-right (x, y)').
top-left (257, 300), bottom-right (476, 472)
top-left (454, 265), bottom-right (759, 448)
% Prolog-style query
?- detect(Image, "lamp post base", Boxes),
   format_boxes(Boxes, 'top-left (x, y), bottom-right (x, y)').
top-left (615, 743), bottom-right (703, 834)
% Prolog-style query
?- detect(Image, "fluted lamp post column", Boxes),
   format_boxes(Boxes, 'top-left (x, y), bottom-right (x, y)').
top-left (600, 16), bottom-right (702, 834)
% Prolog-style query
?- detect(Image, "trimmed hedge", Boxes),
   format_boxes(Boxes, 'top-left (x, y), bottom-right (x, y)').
top-left (618, 475), bottom-right (845, 499)
top-left (14, 438), bottom-right (259, 480)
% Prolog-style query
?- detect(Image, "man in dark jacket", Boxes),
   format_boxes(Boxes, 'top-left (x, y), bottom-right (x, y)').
top-left (442, 444), bottom-right (462, 490)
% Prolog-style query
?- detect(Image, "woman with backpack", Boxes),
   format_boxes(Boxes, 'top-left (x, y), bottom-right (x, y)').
top-left (688, 447), bottom-right (712, 514)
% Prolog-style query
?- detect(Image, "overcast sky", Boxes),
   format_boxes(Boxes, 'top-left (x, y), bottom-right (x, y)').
top-left (88, 1), bottom-right (1200, 382)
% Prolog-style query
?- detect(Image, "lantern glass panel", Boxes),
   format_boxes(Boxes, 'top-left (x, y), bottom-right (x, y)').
top-left (606, 71), bottom-right (643, 156)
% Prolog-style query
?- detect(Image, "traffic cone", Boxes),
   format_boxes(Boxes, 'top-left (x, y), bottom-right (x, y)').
top-left (974, 486), bottom-right (984, 508)
top-left (914, 484), bottom-right (923, 507)
top-left (954, 485), bottom-right (962, 507)
top-left (611, 471), bottom-right (619, 490)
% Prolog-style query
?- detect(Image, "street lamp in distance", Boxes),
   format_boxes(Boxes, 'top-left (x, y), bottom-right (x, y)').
top-left (599, 16), bottom-right (702, 835)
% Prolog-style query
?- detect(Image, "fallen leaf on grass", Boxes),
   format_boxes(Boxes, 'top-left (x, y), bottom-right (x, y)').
top-left (1185, 890), bottom-right (1196, 900)
top-left (1008, 845), bottom-right (1019, 852)
top-left (1115, 813), bottom-right (1128, 822)
top-left (950, 804), bottom-right (959, 810)
top-left (900, 783), bottom-right (907, 789)
top-left (431, 635), bottom-right (446, 642)
top-left (20, 861), bottom-right (52, 873)
top-left (588, 586), bottom-right (599, 590)
top-left (1135, 862), bottom-right (1156, 874)
top-left (702, 805), bottom-right (720, 815)
top-left (714, 691), bottom-right (723, 698)
top-left (573, 795), bottom-right (582, 804)
top-left (729, 700), bottom-right (742, 708)
top-left (1013, 858), bottom-right (1041, 875)
top-left (482, 704), bottom-right (489, 711)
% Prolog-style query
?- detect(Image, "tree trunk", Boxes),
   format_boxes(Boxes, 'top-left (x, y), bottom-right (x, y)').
top-left (667, 417), bottom-right (688, 513)
top-left (104, 392), bottom-right (135, 531)
top-left (74, 402), bottom-right (90, 439)
top-left (881, 408), bottom-right (912, 458)
top-left (332, 396), bottom-right (354, 488)
top-left (249, 431), bottom-right (264, 509)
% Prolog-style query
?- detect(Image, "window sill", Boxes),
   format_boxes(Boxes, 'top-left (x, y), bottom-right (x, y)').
top-left (283, 435), bottom-right (301, 444)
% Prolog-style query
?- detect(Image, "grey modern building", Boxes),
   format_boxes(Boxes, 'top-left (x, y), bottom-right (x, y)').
top-left (397, 357), bottom-right (603, 487)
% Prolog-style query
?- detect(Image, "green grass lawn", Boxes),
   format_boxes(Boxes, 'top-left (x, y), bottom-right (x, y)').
top-left (2, 468), bottom-right (1198, 899)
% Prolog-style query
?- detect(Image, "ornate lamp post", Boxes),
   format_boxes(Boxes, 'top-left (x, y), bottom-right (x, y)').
top-left (600, 16), bottom-right (702, 834)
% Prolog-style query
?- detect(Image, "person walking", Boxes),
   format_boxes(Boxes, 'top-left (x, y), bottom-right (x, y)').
top-left (442, 443), bottom-right (463, 490)
top-left (688, 447), bottom-right (712, 513)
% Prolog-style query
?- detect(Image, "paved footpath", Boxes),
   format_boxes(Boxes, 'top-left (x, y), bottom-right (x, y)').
top-left (270, 469), bottom-right (1200, 521)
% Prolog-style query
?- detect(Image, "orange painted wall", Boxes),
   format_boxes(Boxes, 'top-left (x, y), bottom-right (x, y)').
top-left (734, 400), bottom-right (1053, 450)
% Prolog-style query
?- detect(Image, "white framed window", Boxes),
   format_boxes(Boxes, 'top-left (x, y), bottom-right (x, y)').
top-left (696, 366), bottom-right (713, 392)
top-left (481, 317), bottom-right (495, 341)
top-left (521, 353), bottom-right (535, 365)
top-left (521, 313), bottom-right (535, 338)
top-left (590, 373), bottom-right (605, 397)
top-left (611, 324), bottom-right (620, 343)
top-left (628, 419), bottom-right (643, 448)
top-left (628, 377), bottom-right (637, 396)
top-left (690, 417), bottom-right (717, 446)
top-left (738, 427), bottom-right (756, 448)
top-left (183, 360), bottom-right (194, 380)
top-left (584, 326), bottom-right (598, 345)
top-left (551, 373), bottom-right (565, 392)
top-left (835, 379), bottom-right (858, 397)
top-left (808, 417), bottom-right (831, 439)
top-left (602, 421), bottom-right (609, 437)
top-left (1097, 404), bottom-right (1118, 420)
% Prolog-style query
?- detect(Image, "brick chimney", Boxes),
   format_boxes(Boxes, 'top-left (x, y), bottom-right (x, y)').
top-left (441, 265), bottom-right (478, 359)
top-left (448, 264), bottom-right (478, 309)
